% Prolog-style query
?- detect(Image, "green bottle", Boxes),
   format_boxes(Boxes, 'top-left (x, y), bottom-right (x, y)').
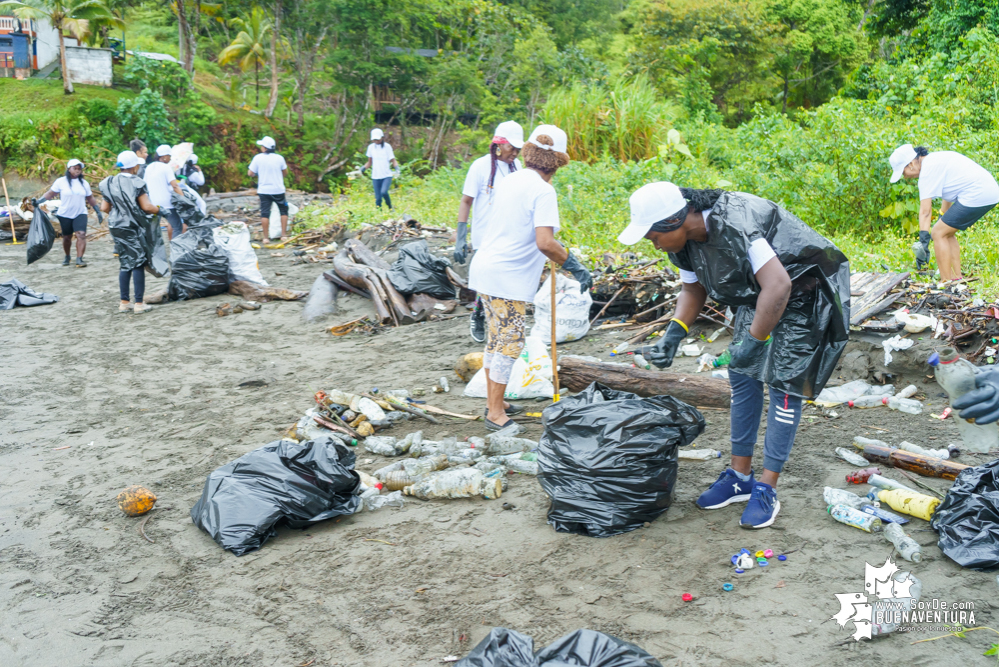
top-left (713, 350), bottom-right (731, 367)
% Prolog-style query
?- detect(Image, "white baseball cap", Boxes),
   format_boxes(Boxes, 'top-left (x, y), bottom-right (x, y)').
top-left (66, 158), bottom-right (83, 169)
top-left (155, 144), bottom-right (172, 157)
top-left (889, 144), bottom-right (918, 183)
top-left (493, 120), bottom-right (524, 149)
top-left (116, 150), bottom-right (140, 169)
top-left (188, 153), bottom-right (198, 164)
top-left (256, 136), bottom-right (276, 149)
top-left (527, 124), bottom-right (568, 154)
top-left (618, 182), bottom-right (687, 246)
top-left (370, 128), bottom-right (384, 140)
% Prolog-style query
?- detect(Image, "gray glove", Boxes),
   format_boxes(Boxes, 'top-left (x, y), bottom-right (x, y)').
top-left (561, 253), bottom-right (592, 292)
top-left (952, 367), bottom-right (999, 425)
top-left (913, 230), bottom-right (931, 269)
top-left (644, 319), bottom-right (688, 369)
top-left (454, 222), bottom-right (469, 264)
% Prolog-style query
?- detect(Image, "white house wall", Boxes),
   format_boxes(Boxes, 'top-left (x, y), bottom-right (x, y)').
top-left (33, 16), bottom-right (77, 70)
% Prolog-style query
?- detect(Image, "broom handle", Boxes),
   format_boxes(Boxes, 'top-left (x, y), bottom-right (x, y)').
top-left (550, 261), bottom-right (560, 402)
top-left (1, 177), bottom-right (16, 243)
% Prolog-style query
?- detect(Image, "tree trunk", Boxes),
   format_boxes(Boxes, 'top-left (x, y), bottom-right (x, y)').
top-left (255, 59), bottom-right (259, 106)
top-left (177, 0), bottom-right (191, 71)
top-left (859, 443), bottom-right (969, 480)
top-left (558, 356), bottom-right (731, 409)
top-left (58, 27), bottom-right (73, 94)
top-left (782, 76), bottom-right (789, 114)
top-left (264, 0), bottom-right (281, 118)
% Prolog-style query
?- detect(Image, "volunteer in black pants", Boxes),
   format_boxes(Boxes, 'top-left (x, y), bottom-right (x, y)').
top-left (37, 159), bottom-right (103, 267)
top-left (618, 183), bottom-right (850, 529)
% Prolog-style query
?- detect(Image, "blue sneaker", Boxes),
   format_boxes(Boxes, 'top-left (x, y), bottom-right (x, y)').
top-left (740, 482), bottom-right (781, 529)
top-left (696, 468), bottom-right (755, 510)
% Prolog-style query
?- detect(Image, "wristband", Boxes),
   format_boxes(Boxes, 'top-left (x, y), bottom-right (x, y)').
top-left (671, 318), bottom-right (689, 333)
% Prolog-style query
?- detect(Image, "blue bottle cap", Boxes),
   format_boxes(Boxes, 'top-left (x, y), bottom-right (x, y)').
top-left (731, 554), bottom-right (739, 565)
top-left (927, 351), bottom-right (940, 367)
top-left (734, 568), bottom-right (744, 574)
top-left (758, 559), bottom-right (768, 566)
top-left (740, 548), bottom-right (751, 555)
top-left (777, 554), bottom-right (787, 561)
top-left (372, 387), bottom-right (379, 393)
top-left (722, 583), bottom-right (734, 591)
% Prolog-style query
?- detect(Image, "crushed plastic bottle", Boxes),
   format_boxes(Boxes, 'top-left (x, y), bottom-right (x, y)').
top-left (403, 468), bottom-right (502, 500)
top-left (845, 467), bottom-right (881, 484)
top-left (828, 504), bottom-right (883, 532)
top-left (357, 397), bottom-right (386, 421)
top-left (364, 436), bottom-right (401, 456)
top-left (848, 395), bottom-right (887, 408)
top-left (868, 474), bottom-right (919, 495)
top-left (696, 353), bottom-right (718, 372)
top-left (871, 572), bottom-right (922, 636)
top-left (869, 488), bottom-right (940, 521)
top-left (815, 380), bottom-right (894, 406)
top-left (484, 425), bottom-right (537, 455)
top-left (883, 396), bottom-right (923, 415)
top-left (364, 490), bottom-right (405, 511)
top-left (897, 440), bottom-right (953, 460)
top-left (884, 522), bottom-right (923, 562)
top-left (897, 384), bottom-right (919, 399)
top-left (824, 487), bottom-right (866, 509)
top-left (836, 447), bottom-right (870, 466)
top-left (678, 448), bottom-right (723, 460)
top-left (930, 346), bottom-right (999, 453)
top-left (853, 436), bottom-right (890, 450)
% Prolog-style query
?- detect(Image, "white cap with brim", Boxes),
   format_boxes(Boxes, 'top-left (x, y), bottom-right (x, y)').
top-left (370, 128), bottom-right (384, 141)
top-left (188, 154), bottom-right (198, 164)
top-left (618, 182), bottom-right (687, 246)
top-left (66, 158), bottom-right (83, 169)
top-left (116, 151), bottom-right (140, 170)
top-left (256, 136), bottom-right (276, 149)
top-left (155, 144), bottom-right (173, 157)
top-left (889, 143), bottom-right (917, 183)
top-left (527, 124), bottom-right (568, 154)
top-left (494, 120), bottom-right (524, 149)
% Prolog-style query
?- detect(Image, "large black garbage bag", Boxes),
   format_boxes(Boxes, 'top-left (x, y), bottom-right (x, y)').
top-left (931, 459), bottom-right (999, 569)
top-left (99, 172), bottom-right (169, 277)
top-left (25, 204), bottom-right (56, 265)
top-left (190, 436), bottom-right (361, 556)
top-left (667, 191), bottom-right (850, 399)
top-left (387, 239), bottom-right (454, 299)
top-left (171, 188), bottom-right (206, 228)
top-left (537, 382), bottom-right (705, 538)
top-left (167, 227), bottom-right (230, 301)
top-left (457, 627), bottom-right (662, 667)
top-left (0, 278), bottom-right (59, 309)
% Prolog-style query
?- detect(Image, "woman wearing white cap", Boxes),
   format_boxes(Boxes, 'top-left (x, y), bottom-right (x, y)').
top-left (99, 151), bottom-right (164, 314)
top-left (37, 159), bottom-right (103, 267)
top-left (455, 120), bottom-right (525, 343)
top-left (176, 153), bottom-right (205, 192)
top-left (362, 128), bottom-right (399, 210)
top-left (469, 124), bottom-right (592, 431)
top-left (143, 144), bottom-right (184, 240)
top-left (618, 184), bottom-right (850, 528)
top-left (249, 136), bottom-right (290, 239)
top-left (888, 144), bottom-right (999, 281)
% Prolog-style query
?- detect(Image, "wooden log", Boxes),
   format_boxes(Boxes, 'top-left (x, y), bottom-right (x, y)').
top-left (860, 443), bottom-right (969, 480)
top-left (228, 281), bottom-right (308, 302)
top-left (333, 251), bottom-right (393, 324)
top-left (558, 356), bottom-right (731, 408)
top-left (345, 238), bottom-right (391, 270)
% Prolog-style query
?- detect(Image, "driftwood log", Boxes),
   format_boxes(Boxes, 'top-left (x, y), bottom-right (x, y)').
top-left (860, 443), bottom-right (969, 480)
top-left (228, 281), bottom-right (308, 302)
top-left (333, 250), bottom-right (393, 324)
top-left (558, 356), bottom-right (731, 408)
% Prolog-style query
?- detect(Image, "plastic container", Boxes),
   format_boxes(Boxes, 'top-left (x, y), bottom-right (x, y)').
top-left (633, 354), bottom-right (652, 370)
top-left (884, 522), bottom-right (923, 562)
top-left (853, 436), bottom-right (889, 450)
top-left (364, 490), bottom-right (404, 511)
top-left (871, 572), bottom-right (922, 636)
top-left (823, 487), bottom-right (866, 509)
top-left (870, 488), bottom-right (940, 521)
top-left (828, 503), bottom-right (883, 532)
top-left (931, 347), bottom-right (999, 453)
top-left (846, 467), bottom-right (881, 484)
top-left (402, 468), bottom-right (502, 500)
top-left (848, 395), bottom-right (886, 408)
top-left (883, 396), bottom-right (923, 414)
top-left (835, 447), bottom-right (870, 467)
top-left (859, 503), bottom-right (909, 525)
top-left (897, 440), bottom-right (952, 460)
top-left (867, 474), bottom-right (918, 494)
top-left (678, 448), bottom-right (723, 461)
top-left (897, 384), bottom-right (919, 399)
top-left (610, 342), bottom-right (630, 356)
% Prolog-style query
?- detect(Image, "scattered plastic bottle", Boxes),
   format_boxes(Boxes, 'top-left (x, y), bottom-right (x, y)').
top-left (383, 470), bottom-right (416, 491)
top-left (678, 448), bottom-right (723, 461)
top-left (357, 471), bottom-right (383, 491)
top-left (897, 385), bottom-right (919, 399)
top-left (931, 346), bottom-right (999, 452)
top-left (836, 447), bottom-right (870, 466)
top-left (364, 490), bottom-right (405, 511)
top-left (713, 350), bottom-right (731, 367)
top-left (859, 503), bottom-right (910, 525)
top-left (897, 440), bottom-right (952, 460)
top-left (504, 458), bottom-right (539, 475)
top-left (484, 425), bottom-right (537, 455)
top-left (364, 436), bottom-right (401, 456)
top-left (883, 396), bottom-right (923, 414)
top-left (403, 468), bottom-right (502, 500)
top-left (867, 474), bottom-right (918, 495)
top-left (610, 342), bottom-right (630, 356)
top-left (823, 487), bottom-right (866, 509)
top-left (869, 488), bottom-right (940, 521)
top-left (845, 467), bottom-right (881, 484)
top-left (828, 504), bottom-right (883, 532)
top-left (884, 523), bottom-right (923, 562)
top-left (853, 436), bottom-right (890, 450)
top-left (633, 354), bottom-right (652, 370)
top-left (848, 395), bottom-right (886, 408)
top-left (871, 572), bottom-right (922, 636)
top-left (402, 454), bottom-right (449, 478)
top-left (439, 377), bottom-right (450, 393)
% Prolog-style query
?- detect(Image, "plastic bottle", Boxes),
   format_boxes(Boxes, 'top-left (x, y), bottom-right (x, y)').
top-left (678, 448), bottom-right (723, 460)
top-left (931, 347), bottom-right (999, 453)
top-left (823, 487), bottom-right (866, 509)
top-left (713, 350), bottom-right (731, 367)
top-left (403, 468), bottom-right (502, 500)
top-left (357, 471), bottom-right (383, 491)
top-left (484, 426), bottom-right (538, 455)
top-left (867, 474), bottom-right (918, 494)
top-left (610, 342), bottom-right (630, 356)
top-left (402, 454), bottom-right (449, 477)
top-left (853, 436), bottom-right (890, 450)
top-left (364, 436), bottom-right (400, 456)
top-left (871, 572), bottom-right (922, 636)
top-left (897, 384), bottom-right (919, 399)
top-left (897, 441), bottom-right (951, 460)
top-left (835, 447), bottom-right (870, 467)
top-left (447, 448), bottom-right (483, 464)
top-left (364, 490), bottom-right (405, 511)
top-left (884, 522), bottom-right (923, 562)
top-left (848, 395), bottom-right (886, 408)
top-left (870, 488), bottom-right (940, 520)
top-left (439, 377), bottom-right (450, 393)
top-left (828, 504), bottom-right (883, 532)
top-left (883, 396), bottom-right (923, 414)
top-left (383, 470), bottom-right (416, 491)
top-left (845, 467), bottom-right (881, 484)
top-left (504, 458), bottom-right (539, 475)
top-left (859, 503), bottom-right (910, 525)
top-left (633, 354), bottom-right (652, 370)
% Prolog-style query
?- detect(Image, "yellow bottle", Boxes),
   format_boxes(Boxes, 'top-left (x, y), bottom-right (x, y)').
top-left (875, 489), bottom-right (940, 521)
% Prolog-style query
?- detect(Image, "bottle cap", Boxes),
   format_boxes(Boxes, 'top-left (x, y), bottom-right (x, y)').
top-left (882, 397), bottom-right (889, 405)
top-left (764, 549), bottom-right (774, 558)
top-left (777, 554), bottom-right (787, 561)
top-left (927, 351), bottom-right (940, 366)
top-left (848, 400), bottom-right (855, 407)
top-left (722, 583), bottom-right (734, 591)
top-left (758, 559), bottom-right (768, 566)
top-left (755, 550), bottom-right (765, 558)
top-left (731, 554), bottom-right (740, 565)
top-left (734, 568), bottom-right (745, 574)
top-left (682, 593), bottom-right (693, 602)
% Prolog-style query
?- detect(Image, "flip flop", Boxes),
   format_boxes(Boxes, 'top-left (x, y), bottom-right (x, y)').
top-left (484, 417), bottom-right (514, 432)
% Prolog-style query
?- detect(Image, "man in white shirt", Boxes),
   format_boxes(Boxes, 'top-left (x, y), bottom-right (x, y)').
top-left (144, 144), bottom-right (184, 239)
top-left (248, 136), bottom-right (290, 240)
top-left (362, 128), bottom-right (399, 210)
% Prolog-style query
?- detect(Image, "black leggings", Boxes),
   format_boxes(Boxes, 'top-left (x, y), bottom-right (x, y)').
top-left (119, 267), bottom-right (146, 302)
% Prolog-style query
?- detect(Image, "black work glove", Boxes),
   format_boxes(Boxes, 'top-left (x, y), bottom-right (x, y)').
top-left (913, 230), bottom-right (931, 269)
top-left (645, 319), bottom-right (688, 369)
top-left (95, 207), bottom-right (104, 225)
top-left (952, 367), bottom-right (999, 425)
top-left (30, 198), bottom-right (38, 207)
top-left (453, 221), bottom-right (469, 264)
top-left (561, 253), bottom-right (593, 292)
top-left (729, 332), bottom-right (769, 371)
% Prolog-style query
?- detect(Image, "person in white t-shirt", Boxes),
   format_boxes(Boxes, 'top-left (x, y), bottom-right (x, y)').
top-left (176, 153), bottom-right (205, 191)
top-left (362, 128), bottom-right (399, 210)
top-left (37, 159), bottom-right (102, 267)
top-left (143, 144), bottom-right (184, 240)
top-left (455, 120), bottom-right (525, 343)
top-left (889, 143), bottom-right (999, 281)
top-left (468, 125), bottom-right (591, 431)
top-left (248, 135), bottom-right (290, 240)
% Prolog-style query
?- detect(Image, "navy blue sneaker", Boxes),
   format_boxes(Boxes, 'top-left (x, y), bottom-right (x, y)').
top-left (740, 482), bottom-right (781, 529)
top-left (696, 468), bottom-right (755, 510)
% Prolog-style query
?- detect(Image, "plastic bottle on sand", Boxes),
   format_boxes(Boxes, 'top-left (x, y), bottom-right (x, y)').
top-left (845, 467), bottom-right (881, 484)
top-left (364, 436), bottom-right (400, 456)
top-left (930, 347), bottom-right (999, 453)
top-left (869, 488), bottom-right (940, 521)
top-left (884, 522), bottom-right (923, 562)
top-left (897, 440), bottom-right (952, 460)
top-left (357, 471), bottom-right (383, 491)
top-left (836, 447), bottom-right (870, 466)
top-left (403, 468), bottom-right (502, 500)
top-left (871, 572), bottom-right (922, 636)
top-left (853, 436), bottom-right (890, 450)
top-left (364, 490), bottom-right (405, 511)
top-left (383, 470), bottom-right (416, 491)
top-left (828, 504), bottom-right (883, 532)
top-left (610, 342), bottom-right (630, 356)
top-left (897, 384), bottom-right (919, 399)
top-left (824, 487), bottom-right (866, 509)
top-left (883, 396), bottom-right (923, 414)
top-left (678, 448), bottom-right (723, 461)
top-left (859, 503), bottom-right (910, 525)
top-left (848, 395), bottom-right (886, 408)
top-left (402, 454), bottom-right (449, 477)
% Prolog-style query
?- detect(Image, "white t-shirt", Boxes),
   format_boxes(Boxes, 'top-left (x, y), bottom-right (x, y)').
top-left (677, 207), bottom-right (777, 283)
top-left (248, 153), bottom-right (288, 195)
top-left (143, 161), bottom-right (178, 210)
top-left (50, 176), bottom-right (92, 219)
top-left (181, 168), bottom-right (205, 188)
top-left (469, 169), bottom-right (560, 302)
top-left (462, 154), bottom-right (523, 249)
top-left (918, 151), bottom-right (999, 208)
top-left (366, 143), bottom-right (396, 180)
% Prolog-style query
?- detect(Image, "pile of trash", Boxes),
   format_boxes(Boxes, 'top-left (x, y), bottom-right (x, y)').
top-left (455, 627), bottom-right (663, 667)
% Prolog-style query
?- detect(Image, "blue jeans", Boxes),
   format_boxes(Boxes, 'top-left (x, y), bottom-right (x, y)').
top-left (729, 371), bottom-right (802, 473)
top-left (161, 209), bottom-right (182, 237)
top-left (373, 177), bottom-right (393, 209)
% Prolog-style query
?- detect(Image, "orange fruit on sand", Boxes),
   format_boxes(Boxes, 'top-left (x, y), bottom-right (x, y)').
top-left (117, 485), bottom-right (157, 517)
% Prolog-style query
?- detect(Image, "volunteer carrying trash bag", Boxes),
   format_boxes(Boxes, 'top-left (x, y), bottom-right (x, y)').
top-left (617, 183), bottom-right (850, 529)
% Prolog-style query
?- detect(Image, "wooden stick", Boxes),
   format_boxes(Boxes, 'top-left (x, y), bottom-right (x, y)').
top-left (590, 285), bottom-right (627, 325)
top-left (550, 261), bottom-right (560, 402)
top-left (419, 404), bottom-right (481, 420)
top-left (1, 177), bottom-right (20, 244)
top-left (381, 395), bottom-right (441, 424)
top-left (313, 414), bottom-right (361, 441)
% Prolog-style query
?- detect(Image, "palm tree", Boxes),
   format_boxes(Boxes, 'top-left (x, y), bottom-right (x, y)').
top-left (0, 0), bottom-right (121, 94)
top-left (217, 6), bottom-right (270, 108)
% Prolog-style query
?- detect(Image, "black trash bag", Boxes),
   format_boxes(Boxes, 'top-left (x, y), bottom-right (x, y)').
top-left (457, 627), bottom-right (662, 667)
top-left (668, 191), bottom-right (851, 399)
top-left (931, 459), bottom-right (999, 569)
top-left (171, 188), bottom-right (206, 228)
top-left (387, 239), bottom-right (454, 299)
top-left (537, 382), bottom-right (705, 538)
top-left (99, 172), bottom-right (169, 277)
top-left (188, 213), bottom-right (224, 230)
top-left (190, 436), bottom-right (361, 556)
top-left (167, 227), bottom-right (230, 301)
top-left (0, 278), bottom-right (59, 309)
top-left (25, 204), bottom-right (56, 265)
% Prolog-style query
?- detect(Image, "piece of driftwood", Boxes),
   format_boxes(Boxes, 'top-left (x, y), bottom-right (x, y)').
top-left (323, 270), bottom-right (370, 299)
top-left (850, 272), bottom-right (910, 325)
top-left (333, 250), bottom-right (393, 324)
top-left (558, 356), bottom-right (731, 408)
top-left (228, 281), bottom-right (307, 302)
top-left (860, 443), bottom-right (969, 480)
top-left (343, 239), bottom-right (412, 323)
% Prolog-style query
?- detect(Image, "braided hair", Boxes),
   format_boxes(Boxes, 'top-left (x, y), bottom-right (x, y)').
top-left (649, 188), bottom-right (725, 234)
top-left (914, 146), bottom-right (929, 157)
top-left (488, 142), bottom-right (518, 190)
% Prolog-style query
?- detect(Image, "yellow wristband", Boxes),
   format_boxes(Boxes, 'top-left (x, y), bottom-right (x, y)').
top-left (671, 318), bottom-right (689, 333)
